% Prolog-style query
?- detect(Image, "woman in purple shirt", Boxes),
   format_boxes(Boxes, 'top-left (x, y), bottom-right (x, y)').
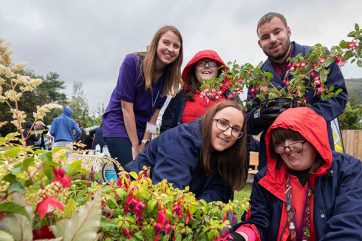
top-left (102, 25), bottom-right (183, 168)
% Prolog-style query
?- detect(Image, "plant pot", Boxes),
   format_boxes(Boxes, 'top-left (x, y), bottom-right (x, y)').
top-left (267, 97), bottom-right (306, 108)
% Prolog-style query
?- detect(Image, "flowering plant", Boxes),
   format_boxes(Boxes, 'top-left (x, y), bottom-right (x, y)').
top-left (73, 168), bottom-right (248, 241)
top-left (200, 23), bottom-right (362, 108)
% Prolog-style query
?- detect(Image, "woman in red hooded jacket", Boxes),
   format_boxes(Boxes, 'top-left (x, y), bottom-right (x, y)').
top-left (229, 107), bottom-right (362, 241)
top-left (160, 50), bottom-right (230, 132)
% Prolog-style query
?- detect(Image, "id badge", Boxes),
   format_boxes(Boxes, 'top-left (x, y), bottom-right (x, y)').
top-left (146, 122), bottom-right (157, 134)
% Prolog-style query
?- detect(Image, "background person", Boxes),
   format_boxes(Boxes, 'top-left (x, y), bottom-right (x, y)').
top-left (161, 49), bottom-right (228, 132)
top-left (126, 101), bottom-right (248, 203)
top-left (229, 107), bottom-right (362, 241)
top-left (247, 12), bottom-right (347, 169)
top-left (102, 25), bottom-right (183, 168)
top-left (50, 106), bottom-right (81, 148)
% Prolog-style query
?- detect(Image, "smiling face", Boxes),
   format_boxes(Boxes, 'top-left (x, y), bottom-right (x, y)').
top-left (156, 30), bottom-right (181, 68)
top-left (275, 139), bottom-right (316, 171)
top-left (195, 59), bottom-right (219, 82)
top-left (211, 107), bottom-right (244, 152)
top-left (257, 16), bottom-right (291, 63)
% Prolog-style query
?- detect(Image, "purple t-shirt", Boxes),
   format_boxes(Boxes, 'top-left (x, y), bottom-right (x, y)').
top-left (102, 53), bottom-right (166, 141)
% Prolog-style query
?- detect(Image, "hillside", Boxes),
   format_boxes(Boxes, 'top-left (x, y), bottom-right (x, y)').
top-left (345, 78), bottom-right (362, 104)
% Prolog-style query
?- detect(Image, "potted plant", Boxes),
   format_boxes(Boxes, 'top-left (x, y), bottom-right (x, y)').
top-left (200, 24), bottom-right (362, 109)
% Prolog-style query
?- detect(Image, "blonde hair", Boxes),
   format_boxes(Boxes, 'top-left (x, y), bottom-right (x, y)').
top-left (142, 25), bottom-right (183, 96)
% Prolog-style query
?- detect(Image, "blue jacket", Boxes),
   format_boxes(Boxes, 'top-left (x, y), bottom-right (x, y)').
top-left (247, 42), bottom-right (348, 169)
top-left (241, 107), bottom-right (362, 241)
top-left (125, 120), bottom-right (233, 203)
top-left (50, 106), bottom-right (81, 142)
top-left (160, 90), bottom-right (187, 133)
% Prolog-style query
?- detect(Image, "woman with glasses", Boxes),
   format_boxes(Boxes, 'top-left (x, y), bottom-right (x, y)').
top-left (125, 101), bottom-right (248, 203)
top-left (161, 50), bottom-right (230, 133)
top-left (229, 107), bottom-right (362, 241)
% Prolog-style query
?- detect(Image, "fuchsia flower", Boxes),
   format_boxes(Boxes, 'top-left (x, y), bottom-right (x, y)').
top-left (36, 197), bottom-right (64, 219)
top-left (172, 201), bottom-right (183, 218)
top-left (53, 167), bottom-right (71, 188)
top-left (348, 41), bottom-right (359, 49)
top-left (335, 56), bottom-right (346, 67)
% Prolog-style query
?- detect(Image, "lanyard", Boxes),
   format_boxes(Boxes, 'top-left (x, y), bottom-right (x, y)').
top-left (151, 89), bottom-right (160, 111)
top-left (285, 175), bottom-right (312, 241)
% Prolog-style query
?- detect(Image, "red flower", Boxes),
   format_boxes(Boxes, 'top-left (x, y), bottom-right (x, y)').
top-left (172, 202), bottom-right (183, 218)
top-left (33, 225), bottom-right (55, 239)
top-left (36, 197), bottom-right (64, 219)
top-left (53, 167), bottom-right (71, 188)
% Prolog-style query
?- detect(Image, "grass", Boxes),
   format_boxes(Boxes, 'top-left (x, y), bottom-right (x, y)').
top-left (234, 183), bottom-right (252, 201)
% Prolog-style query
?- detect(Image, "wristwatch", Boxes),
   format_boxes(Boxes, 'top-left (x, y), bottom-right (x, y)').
top-left (141, 139), bottom-right (150, 144)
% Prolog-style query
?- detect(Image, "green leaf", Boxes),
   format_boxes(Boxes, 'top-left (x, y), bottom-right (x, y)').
top-left (8, 181), bottom-right (25, 193)
top-left (357, 59), bottom-right (362, 67)
top-left (3, 147), bottom-right (23, 157)
top-left (51, 189), bottom-right (102, 241)
top-left (0, 204), bottom-right (33, 241)
top-left (147, 199), bottom-right (157, 212)
top-left (63, 198), bottom-right (77, 218)
top-left (355, 23), bottom-right (360, 31)
top-left (0, 202), bottom-right (30, 220)
top-left (67, 160), bottom-right (82, 176)
top-left (39, 151), bottom-right (58, 167)
top-left (21, 157), bottom-right (34, 172)
top-left (0, 230), bottom-right (15, 241)
top-left (2, 174), bottom-right (16, 182)
top-left (128, 171), bottom-right (138, 180)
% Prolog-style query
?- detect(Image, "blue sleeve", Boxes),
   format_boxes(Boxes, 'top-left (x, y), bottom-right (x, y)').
top-left (151, 136), bottom-right (198, 189)
top-left (73, 121), bottom-right (82, 140)
top-left (311, 61), bottom-right (348, 122)
top-left (320, 155), bottom-right (362, 240)
top-left (197, 174), bottom-right (233, 203)
top-left (118, 54), bottom-right (140, 103)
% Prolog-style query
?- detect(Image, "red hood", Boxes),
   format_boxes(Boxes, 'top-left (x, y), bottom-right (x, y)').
top-left (259, 107), bottom-right (332, 201)
top-left (181, 50), bottom-right (225, 81)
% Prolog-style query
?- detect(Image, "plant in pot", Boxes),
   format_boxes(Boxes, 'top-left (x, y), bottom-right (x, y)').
top-left (200, 23), bottom-right (361, 110)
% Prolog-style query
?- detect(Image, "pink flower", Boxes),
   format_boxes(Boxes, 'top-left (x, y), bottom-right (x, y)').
top-left (53, 167), bottom-right (71, 188)
top-left (36, 197), bottom-right (64, 219)
top-left (348, 41), bottom-right (359, 49)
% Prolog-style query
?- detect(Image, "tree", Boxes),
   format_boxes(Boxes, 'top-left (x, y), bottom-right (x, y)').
top-left (338, 96), bottom-right (362, 130)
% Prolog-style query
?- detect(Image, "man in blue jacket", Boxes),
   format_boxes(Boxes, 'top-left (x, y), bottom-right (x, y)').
top-left (247, 12), bottom-right (348, 169)
top-left (50, 106), bottom-right (81, 148)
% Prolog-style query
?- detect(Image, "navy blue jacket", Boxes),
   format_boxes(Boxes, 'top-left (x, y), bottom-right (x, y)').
top-left (125, 120), bottom-right (233, 203)
top-left (239, 107), bottom-right (362, 241)
top-left (247, 42), bottom-right (348, 169)
top-left (160, 90), bottom-right (187, 133)
top-left (249, 152), bottom-right (362, 241)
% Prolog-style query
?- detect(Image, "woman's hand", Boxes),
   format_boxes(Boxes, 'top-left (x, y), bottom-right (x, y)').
top-left (131, 144), bottom-right (140, 160)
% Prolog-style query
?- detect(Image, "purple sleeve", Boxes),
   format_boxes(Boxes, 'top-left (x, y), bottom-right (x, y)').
top-left (117, 54), bottom-right (141, 103)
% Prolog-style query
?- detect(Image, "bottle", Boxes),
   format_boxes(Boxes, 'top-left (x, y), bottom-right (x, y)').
top-left (95, 144), bottom-right (101, 156)
top-left (102, 145), bottom-right (110, 157)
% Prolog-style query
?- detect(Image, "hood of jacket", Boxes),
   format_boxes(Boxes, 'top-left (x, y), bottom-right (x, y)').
top-left (259, 107), bottom-right (332, 200)
top-left (181, 50), bottom-right (225, 81)
top-left (62, 106), bottom-right (73, 117)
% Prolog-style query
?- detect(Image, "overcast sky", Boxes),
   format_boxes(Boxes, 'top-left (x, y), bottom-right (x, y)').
top-left (1, 0), bottom-right (362, 113)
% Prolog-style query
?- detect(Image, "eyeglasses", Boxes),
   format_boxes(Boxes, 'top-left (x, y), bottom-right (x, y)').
top-left (196, 60), bottom-right (218, 68)
top-left (274, 140), bottom-right (306, 154)
top-left (213, 118), bottom-right (243, 138)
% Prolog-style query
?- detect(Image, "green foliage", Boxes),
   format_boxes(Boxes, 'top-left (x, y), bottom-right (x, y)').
top-left (338, 100), bottom-right (362, 129)
top-left (67, 169), bottom-right (249, 240)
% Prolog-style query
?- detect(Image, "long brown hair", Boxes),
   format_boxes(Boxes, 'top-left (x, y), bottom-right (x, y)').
top-left (141, 25), bottom-right (183, 96)
top-left (201, 101), bottom-right (248, 190)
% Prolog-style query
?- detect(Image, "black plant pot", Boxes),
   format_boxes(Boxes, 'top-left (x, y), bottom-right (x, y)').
top-left (266, 97), bottom-right (306, 109)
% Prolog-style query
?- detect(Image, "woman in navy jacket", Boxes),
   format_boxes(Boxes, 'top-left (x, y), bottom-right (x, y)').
top-left (126, 101), bottom-right (248, 203)
top-left (230, 107), bottom-right (362, 241)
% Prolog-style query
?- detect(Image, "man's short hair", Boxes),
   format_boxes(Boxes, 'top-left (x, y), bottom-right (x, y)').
top-left (257, 12), bottom-right (288, 33)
